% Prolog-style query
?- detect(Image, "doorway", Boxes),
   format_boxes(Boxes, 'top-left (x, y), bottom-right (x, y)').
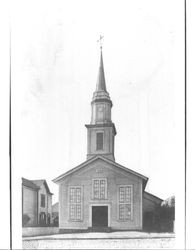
top-left (92, 206), bottom-right (108, 227)
top-left (39, 212), bottom-right (46, 225)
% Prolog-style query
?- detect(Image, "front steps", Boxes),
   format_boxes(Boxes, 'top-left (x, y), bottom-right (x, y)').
top-left (88, 226), bottom-right (111, 232)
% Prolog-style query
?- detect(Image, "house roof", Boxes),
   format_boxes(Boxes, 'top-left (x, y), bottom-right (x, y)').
top-left (31, 180), bottom-right (45, 187)
top-left (53, 156), bottom-right (148, 189)
top-left (31, 179), bottom-right (53, 195)
top-left (143, 191), bottom-right (163, 204)
top-left (22, 178), bottom-right (40, 190)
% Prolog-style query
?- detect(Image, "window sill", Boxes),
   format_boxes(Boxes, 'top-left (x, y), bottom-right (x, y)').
top-left (117, 219), bottom-right (133, 222)
top-left (68, 220), bottom-right (83, 222)
top-left (91, 198), bottom-right (108, 200)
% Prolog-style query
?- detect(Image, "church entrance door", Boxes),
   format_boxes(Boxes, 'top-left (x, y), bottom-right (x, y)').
top-left (92, 206), bottom-right (108, 227)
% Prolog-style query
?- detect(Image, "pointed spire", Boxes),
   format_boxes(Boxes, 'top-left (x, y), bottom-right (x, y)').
top-left (92, 37), bottom-right (111, 104)
top-left (96, 49), bottom-right (107, 92)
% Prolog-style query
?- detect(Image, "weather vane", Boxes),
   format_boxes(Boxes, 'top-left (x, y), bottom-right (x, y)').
top-left (97, 35), bottom-right (104, 50)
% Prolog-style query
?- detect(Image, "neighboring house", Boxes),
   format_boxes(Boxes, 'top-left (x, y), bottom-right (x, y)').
top-left (53, 48), bottom-right (162, 232)
top-left (22, 178), bottom-right (53, 226)
top-left (52, 202), bottom-right (59, 225)
top-left (22, 178), bottom-right (39, 226)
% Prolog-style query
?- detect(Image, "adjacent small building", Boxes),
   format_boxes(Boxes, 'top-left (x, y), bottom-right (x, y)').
top-left (22, 178), bottom-right (53, 226)
top-left (143, 191), bottom-right (163, 215)
top-left (143, 191), bottom-right (163, 231)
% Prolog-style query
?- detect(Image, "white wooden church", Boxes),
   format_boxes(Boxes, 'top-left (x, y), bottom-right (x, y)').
top-left (53, 46), bottom-right (162, 232)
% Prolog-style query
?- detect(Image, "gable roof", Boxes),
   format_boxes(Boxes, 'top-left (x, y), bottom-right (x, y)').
top-left (31, 179), bottom-right (53, 195)
top-left (53, 156), bottom-right (148, 189)
top-left (22, 177), bottom-right (40, 190)
top-left (143, 191), bottom-right (163, 204)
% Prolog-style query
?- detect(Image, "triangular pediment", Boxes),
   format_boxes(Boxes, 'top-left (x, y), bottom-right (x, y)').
top-left (53, 156), bottom-right (148, 188)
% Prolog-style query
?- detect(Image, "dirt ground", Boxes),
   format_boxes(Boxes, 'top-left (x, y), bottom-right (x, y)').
top-left (23, 231), bottom-right (175, 249)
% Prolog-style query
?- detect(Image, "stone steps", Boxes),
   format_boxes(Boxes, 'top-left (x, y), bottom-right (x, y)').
top-left (87, 227), bottom-right (111, 232)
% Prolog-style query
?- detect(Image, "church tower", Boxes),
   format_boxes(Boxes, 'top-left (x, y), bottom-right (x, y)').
top-left (85, 47), bottom-right (116, 161)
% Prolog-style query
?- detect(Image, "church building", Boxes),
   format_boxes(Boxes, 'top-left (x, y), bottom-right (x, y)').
top-left (53, 47), bottom-right (161, 231)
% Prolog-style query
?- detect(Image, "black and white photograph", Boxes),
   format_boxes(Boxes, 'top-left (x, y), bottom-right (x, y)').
top-left (1, 0), bottom-right (195, 249)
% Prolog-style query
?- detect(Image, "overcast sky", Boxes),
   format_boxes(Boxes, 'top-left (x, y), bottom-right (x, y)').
top-left (11, 0), bottom-right (184, 207)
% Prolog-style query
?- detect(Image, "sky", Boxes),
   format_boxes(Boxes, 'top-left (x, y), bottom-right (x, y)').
top-left (11, 0), bottom-right (184, 208)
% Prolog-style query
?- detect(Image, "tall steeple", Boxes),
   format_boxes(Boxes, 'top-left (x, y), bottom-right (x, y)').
top-left (96, 49), bottom-right (107, 92)
top-left (91, 47), bottom-right (113, 125)
top-left (85, 43), bottom-right (116, 161)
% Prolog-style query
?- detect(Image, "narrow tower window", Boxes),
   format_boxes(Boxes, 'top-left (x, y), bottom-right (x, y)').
top-left (96, 132), bottom-right (103, 150)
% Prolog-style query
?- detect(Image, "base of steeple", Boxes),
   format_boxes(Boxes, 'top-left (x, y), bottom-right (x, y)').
top-left (85, 123), bottom-right (117, 135)
top-left (87, 153), bottom-right (115, 162)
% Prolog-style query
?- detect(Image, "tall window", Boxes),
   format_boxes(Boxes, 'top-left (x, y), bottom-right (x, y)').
top-left (41, 194), bottom-right (45, 208)
top-left (96, 132), bottom-right (103, 150)
top-left (118, 185), bottom-right (133, 220)
top-left (93, 179), bottom-right (107, 199)
top-left (69, 186), bottom-right (83, 221)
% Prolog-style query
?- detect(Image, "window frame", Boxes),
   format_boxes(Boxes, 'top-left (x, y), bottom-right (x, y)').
top-left (40, 194), bottom-right (46, 208)
top-left (117, 185), bottom-right (133, 221)
top-left (92, 178), bottom-right (107, 200)
top-left (68, 186), bottom-right (83, 222)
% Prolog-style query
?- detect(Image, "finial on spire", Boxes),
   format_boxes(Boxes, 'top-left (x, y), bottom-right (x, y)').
top-left (97, 35), bottom-right (104, 50)
top-left (95, 36), bottom-right (107, 93)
